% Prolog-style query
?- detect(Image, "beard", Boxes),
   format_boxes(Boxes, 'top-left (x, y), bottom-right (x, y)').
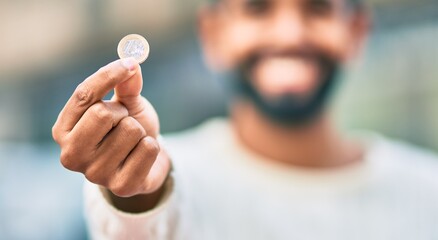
top-left (223, 48), bottom-right (340, 126)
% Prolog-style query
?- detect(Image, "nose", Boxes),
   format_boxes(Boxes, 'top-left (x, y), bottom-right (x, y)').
top-left (265, 8), bottom-right (307, 49)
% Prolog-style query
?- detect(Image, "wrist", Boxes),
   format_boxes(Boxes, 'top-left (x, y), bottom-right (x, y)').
top-left (101, 171), bottom-right (173, 214)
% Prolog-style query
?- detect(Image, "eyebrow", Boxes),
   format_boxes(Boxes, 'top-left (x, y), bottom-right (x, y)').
top-left (241, 0), bottom-right (334, 4)
top-left (243, 0), bottom-right (269, 4)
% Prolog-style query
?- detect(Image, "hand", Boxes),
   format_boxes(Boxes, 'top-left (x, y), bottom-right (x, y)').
top-left (52, 58), bottom-right (171, 198)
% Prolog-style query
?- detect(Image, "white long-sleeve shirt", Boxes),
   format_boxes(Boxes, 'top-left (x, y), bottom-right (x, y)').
top-left (85, 118), bottom-right (438, 240)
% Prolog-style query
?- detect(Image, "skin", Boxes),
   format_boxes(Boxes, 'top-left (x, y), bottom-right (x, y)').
top-left (198, 0), bottom-right (370, 167)
top-left (52, 59), bottom-right (171, 210)
top-left (53, 0), bottom-right (370, 212)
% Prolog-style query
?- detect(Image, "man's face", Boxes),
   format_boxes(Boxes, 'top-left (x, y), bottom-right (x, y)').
top-left (199, 0), bottom-right (368, 123)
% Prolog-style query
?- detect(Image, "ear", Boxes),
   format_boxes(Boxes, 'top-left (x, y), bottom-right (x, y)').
top-left (197, 5), bottom-right (225, 71)
top-left (347, 7), bottom-right (372, 59)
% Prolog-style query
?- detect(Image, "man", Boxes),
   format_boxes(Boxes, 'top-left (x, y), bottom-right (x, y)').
top-left (52, 0), bottom-right (438, 239)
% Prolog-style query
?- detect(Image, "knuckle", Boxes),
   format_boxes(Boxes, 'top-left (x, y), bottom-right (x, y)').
top-left (90, 103), bottom-right (112, 122)
top-left (60, 147), bottom-right (82, 171)
top-left (109, 180), bottom-right (134, 197)
top-left (84, 167), bottom-right (106, 185)
top-left (120, 117), bottom-right (146, 138)
top-left (141, 138), bottom-right (160, 157)
top-left (74, 83), bottom-right (94, 107)
top-left (143, 176), bottom-right (162, 194)
top-left (51, 125), bottom-right (61, 143)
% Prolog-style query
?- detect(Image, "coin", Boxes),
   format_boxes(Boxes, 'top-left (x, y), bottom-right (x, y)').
top-left (117, 34), bottom-right (150, 64)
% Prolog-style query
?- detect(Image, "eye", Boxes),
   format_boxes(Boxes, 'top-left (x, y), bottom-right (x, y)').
top-left (305, 0), bottom-right (333, 16)
top-left (243, 0), bottom-right (271, 16)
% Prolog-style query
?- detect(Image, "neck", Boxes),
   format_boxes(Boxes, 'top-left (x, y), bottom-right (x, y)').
top-left (230, 101), bottom-right (363, 168)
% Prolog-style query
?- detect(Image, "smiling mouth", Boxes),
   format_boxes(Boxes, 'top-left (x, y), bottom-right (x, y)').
top-left (250, 55), bottom-right (321, 99)
top-left (232, 49), bottom-right (339, 124)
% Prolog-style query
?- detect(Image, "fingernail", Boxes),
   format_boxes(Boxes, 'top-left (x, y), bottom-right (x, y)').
top-left (121, 57), bottom-right (137, 71)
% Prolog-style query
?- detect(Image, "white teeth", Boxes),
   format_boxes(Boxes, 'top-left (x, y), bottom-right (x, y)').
top-left (254, 56), bottom-right (318, 95)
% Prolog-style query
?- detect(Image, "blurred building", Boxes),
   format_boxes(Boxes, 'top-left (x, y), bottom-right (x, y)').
top-left (0, 0), bottom-right (437, 148)
top-left (0, 0), bottom-right (437, 239)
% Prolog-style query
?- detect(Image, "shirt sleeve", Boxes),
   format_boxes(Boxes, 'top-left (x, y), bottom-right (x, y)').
top-left (83, 175), bottom-right (179, 240)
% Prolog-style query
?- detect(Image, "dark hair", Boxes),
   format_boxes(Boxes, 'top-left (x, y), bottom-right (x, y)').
top-left (209, 0), bottom-right (363, 9)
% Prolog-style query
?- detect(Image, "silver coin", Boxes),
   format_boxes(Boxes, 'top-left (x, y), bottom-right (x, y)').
top-left (117, 34), bottom-right (150, 64)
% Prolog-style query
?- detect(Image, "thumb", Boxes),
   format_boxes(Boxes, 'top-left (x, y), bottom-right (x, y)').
top-left (113, 58), bottom-right (160, 138)
top-left (114, 58), bottom-right (143, 99)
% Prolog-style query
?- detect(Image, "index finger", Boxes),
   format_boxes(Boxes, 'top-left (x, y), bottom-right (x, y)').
top-left (54, 58), bottom-right (139, 135)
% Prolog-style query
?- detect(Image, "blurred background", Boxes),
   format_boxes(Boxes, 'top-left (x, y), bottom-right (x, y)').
top-left (0, 0), bottom-right (437, 239)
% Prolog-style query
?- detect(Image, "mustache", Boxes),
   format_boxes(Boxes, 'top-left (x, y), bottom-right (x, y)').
top-left (225, 47), bottom-right (341, 125)
top-left (240, 47), bottom-right (337, 76)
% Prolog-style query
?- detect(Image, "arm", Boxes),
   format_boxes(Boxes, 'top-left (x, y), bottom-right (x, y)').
top-left (84, 175), bottom-right (179, 240)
